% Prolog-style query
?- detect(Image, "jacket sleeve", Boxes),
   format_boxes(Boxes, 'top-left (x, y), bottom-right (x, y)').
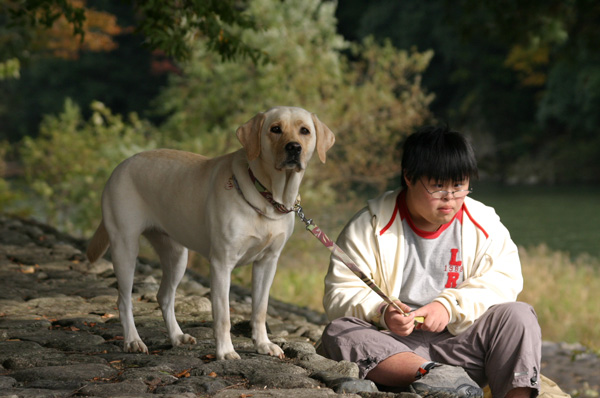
top-left (323, 208), bottom-right (388, 323)
top-left (435, 209), bottom-right (523, 335)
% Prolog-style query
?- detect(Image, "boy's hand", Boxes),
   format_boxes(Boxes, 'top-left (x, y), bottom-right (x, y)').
top-left (413, 302), bottom-right (450, 333)
top-left (385, 301), bottom-right (416, 336)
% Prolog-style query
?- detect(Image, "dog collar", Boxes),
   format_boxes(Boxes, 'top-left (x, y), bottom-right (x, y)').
top-left (247, 168), bottom-right (296, 214)
top-left (231, 169), bottom-right (298, 216)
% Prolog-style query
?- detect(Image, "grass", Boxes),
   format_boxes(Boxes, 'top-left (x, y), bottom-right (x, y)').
top-left (519, 245), bottom-right (600, 351)
top-left (185, 197), bottom-right (600, 352)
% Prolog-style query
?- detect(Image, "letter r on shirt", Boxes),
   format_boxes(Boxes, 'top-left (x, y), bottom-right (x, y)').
top-left (445, 272), bottom-right (460, 288)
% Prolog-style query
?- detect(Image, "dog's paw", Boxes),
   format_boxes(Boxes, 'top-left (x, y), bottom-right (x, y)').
top-left (124, 339), bottom-right (149, 354)
top-left (217, 350), bottom-right (241, 360)
top-left (172, 333), bottom-right (197, 347)
top-left (257, 342), bottom-right (285, 359)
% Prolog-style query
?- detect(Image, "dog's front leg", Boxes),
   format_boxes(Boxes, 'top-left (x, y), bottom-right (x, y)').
top-left (210, 262), bottom-right (240, 360)
top-left (252, 256), bottom-right (285, 359)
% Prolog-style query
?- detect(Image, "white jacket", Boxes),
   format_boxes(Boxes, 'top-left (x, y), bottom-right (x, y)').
top-left (323, 189), bottom-right (523, 335)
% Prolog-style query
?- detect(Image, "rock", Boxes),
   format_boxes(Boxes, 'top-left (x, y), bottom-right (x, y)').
top-left (313, 372), bottom-right (378, 394)
top-left (10, 363), bottom-right (118, 390)
top-left (213, 389), bottom-right (360, 398)
top-left (0, 375), bottom-right (17, 388)
top-left (0, 215), bottom-right (598, 397)
top-left (78, 379), bottom-right (149, 396)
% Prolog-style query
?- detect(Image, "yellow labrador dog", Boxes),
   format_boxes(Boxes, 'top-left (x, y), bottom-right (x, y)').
top-left (86, 106), bottom-right (335, 360)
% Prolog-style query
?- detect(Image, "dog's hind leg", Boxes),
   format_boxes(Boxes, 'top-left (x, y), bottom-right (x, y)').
top-left (110, 234), bottom-right (149, 353)
top-left (144, 230), bottom-right (196, 348)
top-left (251, 256), bottom-right (285, 359)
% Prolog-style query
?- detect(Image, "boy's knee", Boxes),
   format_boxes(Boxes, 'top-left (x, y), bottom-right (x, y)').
top-left (491, 302), bottom-right (540, 332)
top-left (322, 317), bottom-right (359, 345)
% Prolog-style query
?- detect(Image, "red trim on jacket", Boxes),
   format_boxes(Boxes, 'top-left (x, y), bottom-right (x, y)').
top-left (379, 193), bottom-right (401, 236)
top-left (379, 190), bottom-right (491, 240)
top-left (399, 191), bottom-right (463, 239)
top-left (463, 203), bottom-right (489, 239)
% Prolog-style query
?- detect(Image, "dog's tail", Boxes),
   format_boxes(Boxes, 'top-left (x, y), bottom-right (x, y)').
top-left (86, 219), bottom-right (110, 263)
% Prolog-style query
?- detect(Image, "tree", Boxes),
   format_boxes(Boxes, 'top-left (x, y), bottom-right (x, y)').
top-left (0, 0), bottom-right (266, 142)
top-left (156, 0), bottom-right (434, 194)
top-left (1, 1), bottom-right (165, 142)
top-left (335, 0), bottom-right (600, 183)
top-left (16, 0), bottom-right (435, 234)
top-left (134, 0), bottom-right (266, 63)
top-left (1, 0), bottom-right (265, 72)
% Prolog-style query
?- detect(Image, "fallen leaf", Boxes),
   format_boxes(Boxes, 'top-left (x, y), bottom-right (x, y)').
top-left (174, 369), bottom-right (191, 378)
top-left (208, 372), bottom-right (217, 378)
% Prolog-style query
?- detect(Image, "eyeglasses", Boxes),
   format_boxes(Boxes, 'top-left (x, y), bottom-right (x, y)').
top-left (420, 179), bottom-right (472, 199)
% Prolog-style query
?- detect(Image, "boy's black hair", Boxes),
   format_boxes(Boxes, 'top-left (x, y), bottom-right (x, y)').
top-left (401, 125), bottom-right (478, 188)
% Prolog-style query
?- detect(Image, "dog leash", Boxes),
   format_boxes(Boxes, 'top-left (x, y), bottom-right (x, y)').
top-left (235, 168), bottom-right (423, 323)
top-left (294, 203), bottom-right (424, 323)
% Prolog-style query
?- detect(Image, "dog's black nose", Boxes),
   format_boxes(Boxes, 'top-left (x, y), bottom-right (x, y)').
top-left (285, 142), bottom-right (302, 155)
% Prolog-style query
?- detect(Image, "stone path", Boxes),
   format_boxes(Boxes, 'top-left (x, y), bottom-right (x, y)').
top-left (0, 215), bottom-right (598, 397)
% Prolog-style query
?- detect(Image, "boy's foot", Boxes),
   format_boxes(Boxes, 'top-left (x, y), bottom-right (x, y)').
top-left (409, 362), bottom-right (483, 398)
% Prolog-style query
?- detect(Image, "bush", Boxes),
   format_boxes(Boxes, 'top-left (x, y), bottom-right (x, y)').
top-left (155, 0), bottom-right (434, 199)
top-left (20, 99), bottom-right (156, 235)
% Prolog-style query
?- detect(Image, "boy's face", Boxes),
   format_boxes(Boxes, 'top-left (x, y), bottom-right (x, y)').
top-left (404, 177), bottom-right (470, 232)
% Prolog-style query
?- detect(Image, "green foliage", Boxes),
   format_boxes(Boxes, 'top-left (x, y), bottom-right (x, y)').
top-left (2, 0), bottom-right (264, 65)
top-left (9, 0), bottom-right (433, 235)
top-left (0, 58), bottom-right (19, 80)
top-left (0, 0), bottom-right (262, 142)
top-left (136, 0), bottom-right (266, 64)
top-left (1, 0), bottom-right (86, 71)
top-left (156, 0), bottom-right (433, 195)
top-left (336, 0), bottom-right (600, 183)
top-left (20, 99), bottom-right (156, 235)
top-left (5, 0), bottom-right (86, 38)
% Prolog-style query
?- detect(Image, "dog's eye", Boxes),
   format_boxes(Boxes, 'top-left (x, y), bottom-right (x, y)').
top-left (270, 126), bottom-right (282, 134)
top-left (300, 127), bottom-right (310, 135)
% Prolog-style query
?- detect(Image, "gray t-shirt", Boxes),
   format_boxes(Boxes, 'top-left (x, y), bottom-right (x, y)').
top-left (398, 193), bottom-right (464, 309)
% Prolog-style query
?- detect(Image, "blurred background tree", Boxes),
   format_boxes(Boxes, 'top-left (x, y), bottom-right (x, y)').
top-left (20, 99), bottom-right (156, 234)
top-left (154, 0), bottom-right (433, 195)
top-left (1, 0), bottom-right (598, 233)
top-left (336, 0), bottom-right (600, 184)
top-left (3, 0), bottom-right (433, 233)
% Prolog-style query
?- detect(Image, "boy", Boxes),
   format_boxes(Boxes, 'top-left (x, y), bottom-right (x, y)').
top-left (321, 126), bottom-right (541, 398)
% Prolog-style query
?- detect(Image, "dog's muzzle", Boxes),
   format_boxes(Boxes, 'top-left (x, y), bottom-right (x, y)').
top-left (282, 142), bottom-right (303, 169)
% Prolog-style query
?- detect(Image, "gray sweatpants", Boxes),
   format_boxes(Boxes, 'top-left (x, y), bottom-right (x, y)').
top-left (320, 302), bottom-right (541, 398)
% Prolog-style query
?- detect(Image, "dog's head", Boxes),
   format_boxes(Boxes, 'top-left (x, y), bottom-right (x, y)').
top-left (236, 106), bottom-right (335, 172)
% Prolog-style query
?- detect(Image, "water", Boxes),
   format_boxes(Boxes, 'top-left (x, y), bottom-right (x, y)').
top-left (471, 184), bottom-right (600, 259)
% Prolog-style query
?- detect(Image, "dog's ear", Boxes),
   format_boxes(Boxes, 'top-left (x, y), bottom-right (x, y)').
top-left (311, 113), bottom-right (335, 163)
top-left (236, 112), bottom-right (266, 161)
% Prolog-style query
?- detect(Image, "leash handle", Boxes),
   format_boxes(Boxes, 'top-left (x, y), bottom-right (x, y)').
top-left (295, 204), bottom-right (424, 323)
